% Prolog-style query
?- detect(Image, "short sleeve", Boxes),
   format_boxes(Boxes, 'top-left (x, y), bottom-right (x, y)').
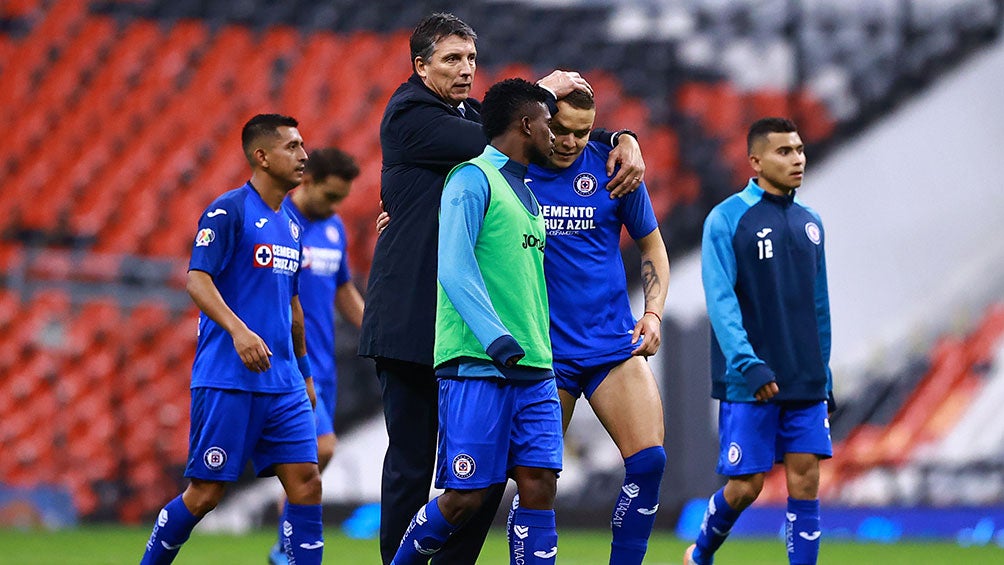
top-left (189, 198), bottom-right (241, 276)
top-left (617, 182), bottom-right (658, 240)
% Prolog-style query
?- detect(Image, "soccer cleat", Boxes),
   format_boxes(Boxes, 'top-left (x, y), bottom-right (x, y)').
top-left (268, 541), bottom-right (289, 565)
top-left (683, 544), bottom-right (698, 565)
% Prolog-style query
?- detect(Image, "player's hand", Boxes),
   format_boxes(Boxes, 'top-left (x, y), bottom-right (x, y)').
top-left (232, 327), bottom-right (272, 372)
top-left (537, 70), bottom-right (593, 99)
top-left (376, 206), bottom-right (390, 235)
top-left (606, 134), bottom-right (645, 198)
top-left (754, 382), bottom-right (779, 402)
top-left (304, 377), bottom-right (317, 409)
top-left (504, 353), bottom-right (525, 368)
top-left (630, 313), bottom-right (662, 356)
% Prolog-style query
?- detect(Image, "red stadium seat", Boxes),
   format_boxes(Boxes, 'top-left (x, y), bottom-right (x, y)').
top-left (747, 90), bottom-right (792, 121)
top-left (0, 287), bottom-right (21, 331)
top-left (25, 250), bottom-right (73, 281)
top-left (0, 245), bottom-right (25, 283)
top-left (793, 90), bottom-right (836, 143)
top-left (0, 0), bottom-right (44, 18)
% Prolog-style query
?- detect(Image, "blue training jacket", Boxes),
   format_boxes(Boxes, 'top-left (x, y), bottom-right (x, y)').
top-left (701, 178), bottom-right (832, 402)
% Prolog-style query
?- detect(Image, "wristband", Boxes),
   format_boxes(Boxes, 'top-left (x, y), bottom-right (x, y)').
top-left (612, 129), bottom-right (638, 145)
top-left (297, 354), bottom-right (312, 379)
top-left (644, 310), bottom-right (662, 323)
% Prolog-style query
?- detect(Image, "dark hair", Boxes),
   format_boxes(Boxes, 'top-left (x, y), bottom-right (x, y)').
top-left (561, 88), bottom-right (595, 111)
top-left (747, 117), bottom-right (798, 154)
top-left (481, 78), bottom-right (549, 141)
top-left (305, 147), bottom-right (360, 182)
top-left (410, 12), bottom-right (476, 69)
top-left (241, 113), bottom-right (298, 163)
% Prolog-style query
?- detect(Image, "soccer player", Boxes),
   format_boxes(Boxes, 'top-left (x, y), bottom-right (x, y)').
top-left (268, 147), bottom-right (365, 565)
top-left (684, 117), bottom-right (833, 565)
top-left (523, 88), bottom-right (670, 565)
top-left (139, 114), bottom-right (324, 565)
top-left (361, 12), bottom-right (646, 565)
top-left (391, 78), bottom-right (560, 565)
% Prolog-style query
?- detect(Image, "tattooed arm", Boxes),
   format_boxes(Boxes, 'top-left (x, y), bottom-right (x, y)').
top-left (631, 227), bottom-right (670, 356)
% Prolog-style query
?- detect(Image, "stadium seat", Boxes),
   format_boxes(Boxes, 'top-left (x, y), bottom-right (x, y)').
top-left (0, 245), bottom-right (25, 284)
top-left (25, 250), bottom-right (74, 281)
top-left (747, 89), bottom-right (792, 121)
top-left (0, 0), bottom-right (44, 18)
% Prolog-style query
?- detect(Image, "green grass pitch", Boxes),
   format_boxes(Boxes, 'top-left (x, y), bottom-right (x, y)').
top-left (0, 526), bottom-right (999, 564)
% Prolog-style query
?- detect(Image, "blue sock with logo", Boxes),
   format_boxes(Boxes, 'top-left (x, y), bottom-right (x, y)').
top-left (275, 500), bottom-right (288, 552)
top-left (510, 507), bottom-right (558, 564)
top-left (282, 503), bottom-right (324, 565)
top-left (786, 497), bottom-right (820, 565)
top-left (506, 494), bottom-right (521, 547)
top-left (610, 445), bottom-right (666, 565)
top-left (140, 495), bottom-right (202, 565)
top-left (392, 498), bottom-right (457, 565)
top-left (692, 488), bottom-right (741, 565)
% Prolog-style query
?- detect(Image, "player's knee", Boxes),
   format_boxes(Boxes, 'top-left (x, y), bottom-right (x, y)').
top-left (183, 480), bottom-right (226, 516)
top-left (439, 489), bottom-right (487, 525)
top-left (514, 469), bottom-right (557, 509)
top-left (726, 475), bottom-right (764, 509)
top-left (285, 469), bottom-right (323, 505)
top-left (787, 470), bottom-right (820, 499)
top-left (785, 455), bottom-right (821, 498)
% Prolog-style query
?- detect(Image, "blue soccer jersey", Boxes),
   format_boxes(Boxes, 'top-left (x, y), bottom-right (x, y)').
top-left (701, 178), bottom-right (832, 402)
top-left (527, 141), bottom-right (658, 361)
top-left (282, 198), bottom-right (351, 397)
top-left (189, 182), bottom-right (304, 393)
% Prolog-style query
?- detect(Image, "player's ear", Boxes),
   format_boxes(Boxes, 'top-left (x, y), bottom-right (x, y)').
top-left (521, 115), bottom-right (532, 136)
top-left (254, 147), bottom-right (269, 169)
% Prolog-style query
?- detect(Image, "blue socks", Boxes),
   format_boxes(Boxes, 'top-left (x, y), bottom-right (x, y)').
top-left (280, 503), bottom-right (324, 565)
top-left (392, 498), bottom-right (458, 565)
top-left (610, 445), bottom-right (666, 565)
top-left (692, 488), bottom-right (741, 565)
top-left (786, 497), bottom-right (820, 565)
top-left (140, 495), bottom-right (202, 565)
top-left (509, 507), bottom-right (558, 564)
top-left (506, 494), bottom-right (521, 548)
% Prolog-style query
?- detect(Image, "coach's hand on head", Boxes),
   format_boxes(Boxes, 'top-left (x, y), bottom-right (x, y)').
top-left (537, 69), bottom-right (593, 99)
top-left (232, 326), bottom-right (272, 372)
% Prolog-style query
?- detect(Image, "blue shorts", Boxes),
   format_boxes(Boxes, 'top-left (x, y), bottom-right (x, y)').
top-left (185, 387), bottom-right (318, 481)
top-left (553, 348), bottom-right (634, 399)
top-left (436, 378), bottom-right (563, 490)
top-left (313, 380), bottom-right (335, 437)
top-left (716, 400), bottom-right (832, 476)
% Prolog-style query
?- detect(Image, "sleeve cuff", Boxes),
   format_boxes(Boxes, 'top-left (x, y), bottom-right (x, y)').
top-left (486, 335), bottom-right (525, 366)
top-left (537, 82), bottom-right (557, 100)
top-left (612, 129), bottom-right (638, 146)
top-left (743, 363), bottom-right (775, 396)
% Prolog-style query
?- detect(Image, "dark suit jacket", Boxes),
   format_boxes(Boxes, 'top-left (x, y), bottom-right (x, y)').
top-left (359, 73), bottom-right (617, 368)
top-left (359, 74), bottom-right (485, 366)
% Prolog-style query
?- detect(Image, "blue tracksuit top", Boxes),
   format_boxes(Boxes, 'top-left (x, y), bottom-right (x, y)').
top-left (701, 178), bottom-right (832, 402)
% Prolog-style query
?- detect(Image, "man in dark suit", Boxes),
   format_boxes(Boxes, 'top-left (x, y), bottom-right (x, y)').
top-left (358, 12), bottom-right (646, 564)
